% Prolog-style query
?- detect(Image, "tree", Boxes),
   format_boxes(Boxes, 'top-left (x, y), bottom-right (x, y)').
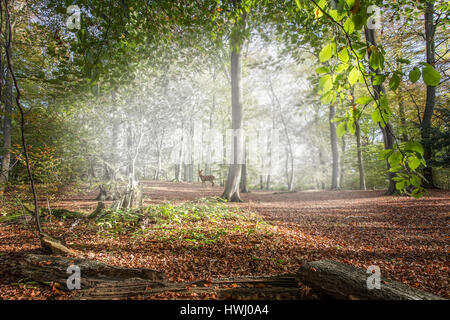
top-left (329, 104), bottom-right (340, 189)
top-left (364, 26), bottom-right (397, 195)
top-left (222, 0), bottom-right (247, 202)
top-left (0, 4), bottom-right (13, 187)
top-left (421, 0), bottom-right (438, 188)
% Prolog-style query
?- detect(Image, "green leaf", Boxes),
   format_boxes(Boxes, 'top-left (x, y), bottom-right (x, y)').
top-left (335, 63), bottom-right (349, 73)
top-left (422, 65), bottom-right (441, 86)
top-left (319, 74), bottom-right (333, 92)
top-left (369, 51), bottom-right (382, 70)
top-left (373, 74), bottom-right (386, 85)
top-left (396, 180), bottom-right (407, 190)
top-left (343, 18), bottom-right (355, 34)
top-left (388, 151), bottom-right (403, 166)
top-left (389, 73), bottom-right (400, 91)
top-left (352, 14), bottom-right (364, 30)
top-left (356, 96), bottom-right (373, 105)
top-left (338, 48), bottom-right (349, 63)
top-left (348, 67), bottom-right (360, 86)
top-left (397, 58), bottom-right (411, 64)
top-left (331, 117), bottom-right (345, 123)
top-left (345, 0), bottom-right (355, 9)
top-left (372, 109), bottom-right (381, 124)
top-left (337, 121), bottom-right (347, 137)
top-left (409, 175), bottom-right (422, 188)
top-left (316, 66), bottom-right (330, 74)
top-left (348, 118), bottom-right (356, 134)
top-left (378, 149), bottom-right (393, 160)
top-left (321, 91), bottom-right (336, 104)
top-left (411, 187), bottom-right (423, 198)
top-left (407, 157), bottom-right (421, 171)
top-left (389, 165), bottom-right (402, 173)
top-left (404, 141), bottom-right (424, 156)
top-left (319, 44), bottom-right (333, 62)
top-left (409, 67), bottom-right (421, 83)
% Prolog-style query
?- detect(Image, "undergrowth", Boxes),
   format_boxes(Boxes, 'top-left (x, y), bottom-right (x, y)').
top-left (91, 197), bottom-right (274, 247)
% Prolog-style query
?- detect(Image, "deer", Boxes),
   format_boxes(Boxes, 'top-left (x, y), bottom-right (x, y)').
top-left (199, 170), bottom-right (215, 187)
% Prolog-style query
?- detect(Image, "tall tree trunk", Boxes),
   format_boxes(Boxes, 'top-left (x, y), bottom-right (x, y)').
top-left (329, 105), bottom-right (339, 189)
top-left (284, 145), bottom-right (294, 191)
top-left (221, 130), bottom-right (226, 187)
top-left (265, 113), bottom-right (275, 191)
top-left (339, 136), bottom-right (346, 189)
top-left (265, 174), bottom-right (271, 190)
top-left (240, 140), bottom-right (248, 193)
top-left (154, 145), bottom-right (161, 180)
top-left (355, 118), bottom-right (366, 190)
top-left (364, 27), bottom-right (397, 195)
top-left (222, 6), bottom-right (246, 202)
top-left (111, 91), bottom-right (119, 177)
top-left (206, 70), bottom-right (216, 176)
top-left (111, 131), bottom-right (143, 210)
top-left (183, 164), bottom-right (188, 181)
top-left (176, 127), bottom-right (184, 182)
top-left (421, 0), bottom-right (437, 188)
top-left (314, 106), bottom-right (326, 189)
top-left (0, 70), bottom-right (12, 186)
top-left (187, 121), bottom-right (194, 183)
top-left (3, 0), bottom-right (41, 233)
top-left (268, 76), bottom-right (294, 191)
top-left (397, 91), bottom-right (409, 142)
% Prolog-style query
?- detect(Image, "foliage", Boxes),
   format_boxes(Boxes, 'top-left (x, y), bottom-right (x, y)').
top-left (305, 0), bottom-right (447, 196)
top-left (95, 197), bottom-right (249, 235)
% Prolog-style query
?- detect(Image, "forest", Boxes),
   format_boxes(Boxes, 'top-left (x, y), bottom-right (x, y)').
top-left (0, 0), bottom-right (448, 304)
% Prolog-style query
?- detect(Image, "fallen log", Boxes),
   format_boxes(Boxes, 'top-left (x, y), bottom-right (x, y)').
top-left (20, 254), bottom-right (306, 299)
top-left (297, 260), bottom-right (444, 300)
top-left (39, 232), bottom-right (83, 258)
top-left (21, 254), bottom-right (168, 291)
top-left (84, 274), bottom-right (306, 300)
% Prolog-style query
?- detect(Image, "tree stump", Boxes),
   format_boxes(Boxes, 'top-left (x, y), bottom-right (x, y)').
top-left (88, 202), bottom-right (106, 220)
top-left (95, 184), bottom-right (119, 201)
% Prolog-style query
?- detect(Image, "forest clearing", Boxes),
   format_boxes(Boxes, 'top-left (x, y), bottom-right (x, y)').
top-left (1, 181), bottom-right (448, 300)
top-left (0, 0), bottom-right (448, 309)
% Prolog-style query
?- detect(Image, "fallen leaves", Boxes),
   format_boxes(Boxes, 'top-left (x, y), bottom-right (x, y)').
top-left (0, 182), bottom-right (449, 299)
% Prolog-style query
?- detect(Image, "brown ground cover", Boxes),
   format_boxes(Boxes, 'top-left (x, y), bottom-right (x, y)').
top-left (0, 181), bottom-right (448, 299)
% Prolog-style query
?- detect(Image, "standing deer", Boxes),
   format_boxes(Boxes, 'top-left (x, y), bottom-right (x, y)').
top-left (199, 170), bottom-right (215, 187)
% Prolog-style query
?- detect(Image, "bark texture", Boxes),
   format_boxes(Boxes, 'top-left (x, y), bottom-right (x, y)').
top-left (222, 7), bottom-right (246, 202)
top-left (421, 0), bottom-right (437, 188)
top-left (329, 105), bottom-right (340, 189)
top-left (0, 61), bottom-right (12, 186)
top-left (364, 27), bottom-right (397, 194)
top-left (355, 118), bottom-right (366, 190)
top-left (297, 260), bottom-right (444, 300)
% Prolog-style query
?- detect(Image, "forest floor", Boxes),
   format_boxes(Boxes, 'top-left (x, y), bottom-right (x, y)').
top-left (0, 181), bottom-right (449, 299)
